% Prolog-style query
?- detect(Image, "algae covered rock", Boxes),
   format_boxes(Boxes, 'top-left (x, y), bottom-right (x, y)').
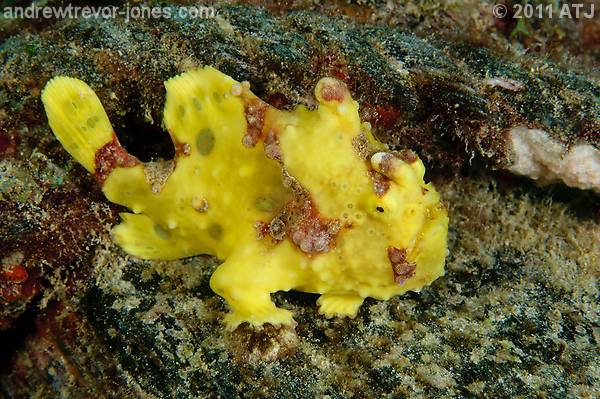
top-left (0, 1), bottom-right (598, 398)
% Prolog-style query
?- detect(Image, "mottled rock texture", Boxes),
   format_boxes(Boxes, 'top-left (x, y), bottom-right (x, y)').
top-left (0, 1), bottom-right (598, 398)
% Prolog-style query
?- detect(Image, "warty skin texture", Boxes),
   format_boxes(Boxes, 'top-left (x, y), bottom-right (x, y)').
top-left (41, 67), bottom-right (448, 329)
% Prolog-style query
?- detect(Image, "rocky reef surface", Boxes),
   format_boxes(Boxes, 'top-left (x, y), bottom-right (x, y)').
top-left (0, 1), bottom-right (598, 398)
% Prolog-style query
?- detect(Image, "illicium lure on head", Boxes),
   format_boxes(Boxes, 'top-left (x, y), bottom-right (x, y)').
top-left (41, 66), bottom-right (449, 329)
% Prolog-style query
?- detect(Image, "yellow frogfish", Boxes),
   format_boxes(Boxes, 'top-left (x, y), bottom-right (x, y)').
top-left (41, 67), bottom-right (448, 329)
